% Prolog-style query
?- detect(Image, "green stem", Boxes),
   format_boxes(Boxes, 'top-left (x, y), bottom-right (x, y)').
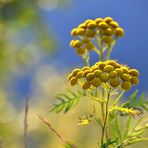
top-left (106, 37), bottom-right (118, 60)
top-left (100, 49), bottom-right (103, 61)
top-left (109, 90), bottom-right (124, 111)
top-left (93, 47), bottom-right (100, 59)
top-left (124, 116), bottom-right (132, 139)
top-left (101, 87), bottom-right (111, 146)
top-left (94, 35), bottom-right (104, 61)
top-left (84, 58), bottom-right (90, 66)
top-left (101, 88), bottom-right (105, 122)
top-left (82, 52), bottom-right (90, 66)
top-left (106, 47), bottom-right (111, 60)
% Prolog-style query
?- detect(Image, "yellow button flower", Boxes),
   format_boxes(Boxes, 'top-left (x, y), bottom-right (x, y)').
top-left (104, 17), bottom-right (113, 23)
top-left (76, 28), bottom-right (85, 36)
top-left (129, 69), bottom-right (139, 77)
top-left (86, 73), bottom-right (95, 81)
top-left (70, 77), bottom-right (78, 86)
top-left (130, 76), bottom-right (139, 85)
top-left (120, 74), bottom-right (130, 81)
top-left (82, 81), bottom-right (91, 90)
top-left (100, 73), bottom-right (109, 82)
top-left (109, 21), bottom-right (119, 28)
top-left (72, 68), bottom-right (81, 76)
top-left (91, 78), bottom-right (102, 87)
top-left (115, 27), bottom-right (124, 37)
top-left (76, 47), bottom-right (85, 55)
top-left (72, 40), bottom-right (82, 48)
top-left (87, 21), bottom-right (97, 29)
top-left (109, 71), bottom-right (118, 79)
top-left (98, 22), bottom-right (108, 29)
top-left (110, 78), bottom-right (120, 87)
top-left (71, 28), bottom-right (78, 36)
top-left (77, 71), bottom-right (84, 78)
top-left (95, 18), bottom-right (103, 24)
top-left (101, 35), bottom-right (113, 44)
top-left (103, 65), bottom-right (114, 73)
top-left (94, 70), bottom-right (102, 77)
top-left (85, 29), bottom-right (96, 37)
top-left (121, 81), bottom-right (132, 91)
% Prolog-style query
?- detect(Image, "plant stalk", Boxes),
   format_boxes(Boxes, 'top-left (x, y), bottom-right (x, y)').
top-left (101, 87), bottom-right (111, 146)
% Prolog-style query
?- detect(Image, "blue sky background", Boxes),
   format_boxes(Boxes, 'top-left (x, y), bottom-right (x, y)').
top-left (47, 0), bottom-right (148, 91)
top-left (14, 0), bottom-right (148, 99)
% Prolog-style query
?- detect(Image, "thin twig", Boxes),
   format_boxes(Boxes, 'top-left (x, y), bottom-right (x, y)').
top-left (24, 97), bottom-right (29, 148)
top-left (37, 115), bottom-right (77, 148)
top-left (37, 115), bottom-right (66, 143)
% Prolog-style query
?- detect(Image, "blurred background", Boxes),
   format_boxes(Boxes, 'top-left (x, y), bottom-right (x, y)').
top-left (0, 0), bottom-right (148, 147)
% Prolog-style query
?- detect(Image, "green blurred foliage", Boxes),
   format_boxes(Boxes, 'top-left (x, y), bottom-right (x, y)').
top-left (0, 0), bottom-right (63, 81)
top-left (0, 0), bottom-right (73, 147)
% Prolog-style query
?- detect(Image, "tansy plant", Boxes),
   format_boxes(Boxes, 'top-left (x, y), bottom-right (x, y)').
top-left (50, 17), bottom-right (148, 148)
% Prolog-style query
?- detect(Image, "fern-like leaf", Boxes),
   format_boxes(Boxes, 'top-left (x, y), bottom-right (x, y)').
top-left (109, 105), bottom-right (142, 117)
top-left (50, 89), bottom-right (85, 113)
top-left (123, 90), bottom-right (148, 111)
top-left (102, 138), bottom-right (117, 148)
top-left (122, 137), bottom-right (148, 146)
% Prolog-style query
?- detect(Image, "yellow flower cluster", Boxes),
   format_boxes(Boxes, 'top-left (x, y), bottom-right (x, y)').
top-left (70, 17), bottom-right (124, 55)
top-left (68, 60), bottom-right (139, 91)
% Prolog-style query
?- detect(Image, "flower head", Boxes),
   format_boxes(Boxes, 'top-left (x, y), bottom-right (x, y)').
top-left (70, 17), bottom-right (124, 56)
top-left (68, 60), bottom-right (139, 91)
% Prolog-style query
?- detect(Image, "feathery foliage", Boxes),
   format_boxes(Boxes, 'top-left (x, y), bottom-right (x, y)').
top-left (109, 105), bottom-right (142, 116)
top-left (50, 89), bottom-right (85, 113)
top-left (123, 90), bottom-right (148, 111)
top-left (101, 138), bottom-right (117, 148)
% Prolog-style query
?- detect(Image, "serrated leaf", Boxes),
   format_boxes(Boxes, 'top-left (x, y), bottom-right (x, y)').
top-left (109, 105), bottom-right (142, 116)
top-left (52, 104), bottom-right (65, 113)
top-left (66, 88), bottom-right (77, 97)
top-left (124, 90), bottom-right (138, 107)
top-left (108, 111), bottom-right (116, 122)
top-left (64, 100), bottom-right (74, 113)
top-left (50, 89), bottom-right (85, 113)
top-left (129, 129), bottom-right (145, 138)
top-left (122, 137), bottom-right (148, 146)
top-left (102, 138), bottom-right (117, 148)
top-left (123, 91), bottom-right (148, 111)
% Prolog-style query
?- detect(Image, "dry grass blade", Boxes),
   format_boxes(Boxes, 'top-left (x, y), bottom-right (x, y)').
top-left (38, 115), bottom-right (77, 148)
top-left (37, 115), bottom-right (66, 144)
top-left (24, 97), bottom-right (29, 148)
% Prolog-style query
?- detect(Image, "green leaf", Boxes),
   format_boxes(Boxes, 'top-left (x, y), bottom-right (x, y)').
top-left (50, 89), bottom-right (85, 113)
top-left (64, 143), bottom-right (76, 148)
top-left (122, 138), bottom-right (148, 146)
top-left (109, 105), bottom-right (142, 116)
top-left (102, 138), bottom-right (117, 148)
top-left (124, 116), bottom-right (132, 139)
top-left (122, 90), bottom-right (148, 111)
top-left (123, 90), bottom-right (138, 107)
top-left (108, 111), bottom-right (116, 122)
